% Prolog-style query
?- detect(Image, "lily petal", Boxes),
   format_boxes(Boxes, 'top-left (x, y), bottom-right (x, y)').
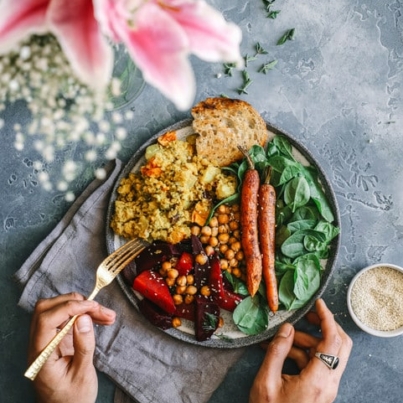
top-left (48, 0), bottom-right (113, 90)
top-left (0, 0), bottom-right (49, 53)
top-left (103, 1), bottom-right (196, 110)
top-left (161, 0), bottom-right (243, 66)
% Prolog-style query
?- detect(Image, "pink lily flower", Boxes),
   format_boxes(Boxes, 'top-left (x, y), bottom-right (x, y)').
top-left (95, 0), bottom-right (243, 110)
top-left (0, 0), bottom-right (113, 90)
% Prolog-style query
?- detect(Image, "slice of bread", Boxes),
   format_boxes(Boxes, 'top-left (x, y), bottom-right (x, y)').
top-left (191, 98), bottom-right (268, 166)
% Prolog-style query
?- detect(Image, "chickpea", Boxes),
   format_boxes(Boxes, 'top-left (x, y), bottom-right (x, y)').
top-left (232, 268), bottom-right (242, 278)
top-left (165, 277), bottom-right (176, 287)
top-left (233, 212), bottom-right (241, 221)
top-left (219, 244), bottom-right (229, 254)
top-left (200, 285), bottom-right (211, 297)
top-left (167, 268), bottom-right (179, 279)
top-left (228, 236), bottom-right (237, 245)
top-left (172, 317), bottom-right (182, 328)
top-left (201, 226), bottom-right (212, 236)
top-left (173, 294), bottom-right (183, 305)
top-left (211, 227), bottom-right (219, 237)
top-left (232, 204), bottom-right (240, 212)
top-left (235, 251), bottom-right (244, 261)
top-left (229, 258), bottom-right (238, 267)
top-left (233, 230), bottom-right (241, 239)
top-left (195, 253), bottom-right (208, 265)
top-left (191, 226), bottom-right (201, 236)
top-left (218, 224), bottom-right (228, 234)
top-left (184, 295), bottom-right (194, 304)
top-left (176, 285), bottom-right (187, 295)
top-left (225, 249), bottom-right (235, 261)
top-left (209, 216), bottom-right (218, 227)
top-left (161, 261), bottom-right (172, 271)
top-left (209, 236), bottom-right (219, 247)
top-left (186, 274), bottom-right (194, 285)
top-left (200, 235), bottom-right (210, 244)
top-left (231, 241), bottom-right (242, 252)
top-left (217, 205), bottom-right (227, 214)
top-left (176, 275), bottom-right (187, 286)
top-left (218, 233), bottom-right (230, 244)
top-left (218, 214), bottom-right (229, 225)
top-left (220, 259), bottom-right (229, 270)
top-left (186, 285), bottom-right (198, 295)
top-left (228, 220), bottom-right (239, 231)
top-left (204, 245), bottom-right (215, 256)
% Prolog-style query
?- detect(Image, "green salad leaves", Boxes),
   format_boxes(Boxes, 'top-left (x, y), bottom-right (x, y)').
top-left (219, 135), bottom-right (339, 335)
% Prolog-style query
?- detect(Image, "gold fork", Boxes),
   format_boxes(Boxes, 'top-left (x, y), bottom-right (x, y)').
top-left (24, 237), bottom-right (149, 381)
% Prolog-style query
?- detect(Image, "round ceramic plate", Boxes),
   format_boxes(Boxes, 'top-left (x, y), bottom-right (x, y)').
top-left (105, 118), bottom-right (340, 348)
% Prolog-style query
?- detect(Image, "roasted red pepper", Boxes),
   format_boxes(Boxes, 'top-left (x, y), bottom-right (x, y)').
top-left (133, 269), bottom-right (176, 314)
top-left (209, 254), bottom-right (243, 312)
top-left (176, 251), bottom-right (194, 276)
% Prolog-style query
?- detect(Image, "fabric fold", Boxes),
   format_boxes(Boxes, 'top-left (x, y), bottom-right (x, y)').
top-left (14, 159), bottom-right (245, 403)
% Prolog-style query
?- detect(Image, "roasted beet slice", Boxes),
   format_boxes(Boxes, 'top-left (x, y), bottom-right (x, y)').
top-left (121, 261), bottom-right (137, 286)
top-left (134, 241), bottom-right (183, 274)
top-left (191, 235), bottom-right (210, 288)
top-left (174, 302), bottom-right (196, 322)
top-left (138, 299), bottom-right (173, 330)
top-left (210, 254), bottom-right (243, 312)
top-left (195, 295), bottom-right (220, 342)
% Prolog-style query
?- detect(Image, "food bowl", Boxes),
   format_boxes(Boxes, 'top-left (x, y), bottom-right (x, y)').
top-left (347, 263), bottom-right (403, 337)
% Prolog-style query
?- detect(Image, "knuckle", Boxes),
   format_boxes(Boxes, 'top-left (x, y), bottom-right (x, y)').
top-left (34, 298), bottom-right (47, 312)
top-left (68, 292), bottom-right (84, 301)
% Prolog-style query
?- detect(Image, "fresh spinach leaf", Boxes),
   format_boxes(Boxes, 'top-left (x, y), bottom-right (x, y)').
top-left (284, 176), bottom-right (310, 212)
top-left (281, 230), bottom-right (326, 258)
top-left (224, 271), bottom-right (249, 296)
top-left (233, 295), bottom-right (269, 335)
top-left (302, 166), bottom-right (334, 222)
top-left (293, 255), bottom-right (321, 301)
top-left (287, 219), bottom-right (317, 233)
top-left (314, 221), bottom-right (340, 242)
top-left (273, 136), bottom-right (295, 160)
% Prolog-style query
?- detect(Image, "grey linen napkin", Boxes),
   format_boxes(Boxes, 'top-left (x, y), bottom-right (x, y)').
top-left (14, 159), bottom-right (245, 403)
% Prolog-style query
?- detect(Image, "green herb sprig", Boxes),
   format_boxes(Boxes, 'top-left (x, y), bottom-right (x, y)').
top-left (259, 60), bottom-right (278, 74)
top-left (277, 28), bottom-right (296, 45)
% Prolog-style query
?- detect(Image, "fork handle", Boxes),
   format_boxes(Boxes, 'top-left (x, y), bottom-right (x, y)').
top-left (24, 314), bottom-right (79, 381)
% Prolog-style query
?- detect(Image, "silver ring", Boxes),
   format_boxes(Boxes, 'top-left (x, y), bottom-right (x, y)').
top-left (314, 352), bottom-right (340, 370)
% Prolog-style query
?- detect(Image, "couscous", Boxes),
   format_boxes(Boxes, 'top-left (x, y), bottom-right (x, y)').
top-left (110, 132), bottom-right (237, 244)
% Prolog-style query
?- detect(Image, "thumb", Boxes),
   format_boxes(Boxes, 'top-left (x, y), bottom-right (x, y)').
top-left (260, 323), bottom-right (294, 383)
top-left (72, 314), bottom-right (96, 370)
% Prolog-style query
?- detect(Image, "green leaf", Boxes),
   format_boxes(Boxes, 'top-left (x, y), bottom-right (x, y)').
top-left (233, 295), bottom-right (269, 335)
top-left (284, 176), bottom-right (310, 212)
top-left (259, 60), bottom-right (278, 74)
top-left (314, 221), bottom-right (340, 242)
top-left (302, 167), bottom-right (335, 222)
top-left (277, 28), bottom-right (295, 45)
top-left (267, 10), bottom-right (281, 19)
top-left (273, 136), bottom-right (295, 160)
top-left (287, 219), bottom-right (317, 233)
top-left (281, 230), bottom-right (326, 258)
top-left (293, 255), bottom-right (321, 301)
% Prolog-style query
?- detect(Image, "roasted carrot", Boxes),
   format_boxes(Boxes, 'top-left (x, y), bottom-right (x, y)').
top-left (238, 146), bottom-right (262, 297)
top-left (258, 168), bottom-right (278, 312)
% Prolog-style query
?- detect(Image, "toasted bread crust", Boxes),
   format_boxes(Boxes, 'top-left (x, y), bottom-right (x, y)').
top-left (191, 98), bottom-right (268, 166)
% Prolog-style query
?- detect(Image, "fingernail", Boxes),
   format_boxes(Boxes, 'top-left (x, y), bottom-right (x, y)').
top-left (77, 315), bottom-right (93, 333)
top-left (276, 323), bottom-right (292, 338)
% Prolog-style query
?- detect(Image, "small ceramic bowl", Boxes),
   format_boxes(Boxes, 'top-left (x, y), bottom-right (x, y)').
top-left (347, 263), bottom-right (403, 337)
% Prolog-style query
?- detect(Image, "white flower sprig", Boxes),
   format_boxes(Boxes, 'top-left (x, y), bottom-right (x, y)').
top-left (0, 34), bottom-right (133, 197)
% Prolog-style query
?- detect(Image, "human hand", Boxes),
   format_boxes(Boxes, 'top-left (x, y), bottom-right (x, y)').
top-left (28, 293), bottom-right (116, 403)
top-left (249, 299), bottom-right (353, 403)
